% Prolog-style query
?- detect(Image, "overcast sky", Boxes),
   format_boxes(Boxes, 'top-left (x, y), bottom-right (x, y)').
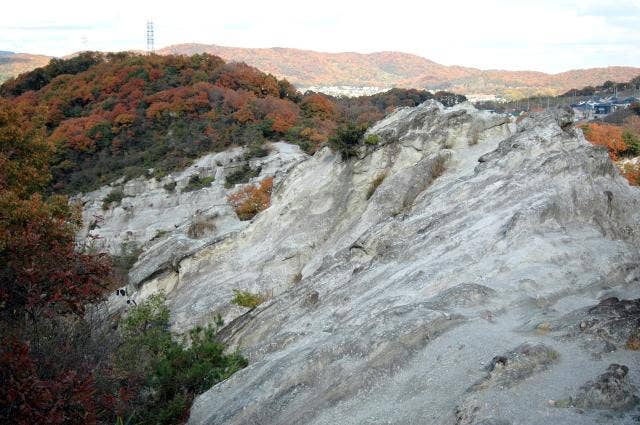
top-left (1, 0), bottom-right (639, 73)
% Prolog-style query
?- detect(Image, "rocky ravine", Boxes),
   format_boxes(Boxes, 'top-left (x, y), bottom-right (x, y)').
top-left (84, 101), bottom-right (640, 424)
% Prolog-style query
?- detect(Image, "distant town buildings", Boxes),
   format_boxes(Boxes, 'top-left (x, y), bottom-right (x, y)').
top-left (571, 96), bottom-right (639, 120)
top-left (300, 85), bottom-right (388, 97)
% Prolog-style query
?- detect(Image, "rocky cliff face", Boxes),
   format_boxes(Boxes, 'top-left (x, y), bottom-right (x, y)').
top-left (84, 101), bottom-right (640, 424)
top-left (77, 142), bottom-right (307, 291)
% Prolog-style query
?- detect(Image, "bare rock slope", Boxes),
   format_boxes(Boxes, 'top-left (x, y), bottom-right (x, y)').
top-left (89, 101), bottom-right (640, 424)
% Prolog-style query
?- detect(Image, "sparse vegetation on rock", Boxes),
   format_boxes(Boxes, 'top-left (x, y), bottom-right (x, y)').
top-left (113, 293), bottom-right (247, 424)
top-left (231, 289), bottom-right (264, 309)
top-left (182, 174), bottom-right (214, 192)
top-left (366, 173), bottom-right (387, 200)
top-left (329, 122), bottom-right (367, 158)
top-left (111, 241), bottom-right (142, 282)
top-left (163, 180), bottom-right (177, 192)
top-left (227, 177), bottom-right (274, 220)
top-left (224, 164), bottom-right (261, 188)
top-left (102, 187), bottom-right (125, 210)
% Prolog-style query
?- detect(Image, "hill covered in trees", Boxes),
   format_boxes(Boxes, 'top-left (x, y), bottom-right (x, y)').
top-left (5, 45), bottom-right (640, 99)
top-left (160, 44), bottom-right (640, 98)
top-left (0, 52), bottom-right (461, 194)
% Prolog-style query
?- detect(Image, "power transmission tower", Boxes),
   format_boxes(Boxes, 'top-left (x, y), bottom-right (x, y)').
top-left (146, 20), bottom-right (155, 54)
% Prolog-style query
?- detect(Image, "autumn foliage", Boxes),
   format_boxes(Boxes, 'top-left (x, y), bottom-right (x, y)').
top-left (0, 100), bottom-right (110, 317)
top-left (0, 53), bottom-right (313, 193)
top-left (0, 96), bottom-right (247, 424)
top-left (0, 338), bottom-right (97, 425)
top-left (0, 52), bottom-right (456, 194)
top-left (0, 99), bottom-right (112, 423)
top-left (227, 177), bottom-right (274, 220)
top-left (580, 120), bottom-right (640, 185)
top-left (580, 123), bottom-right (626, 160)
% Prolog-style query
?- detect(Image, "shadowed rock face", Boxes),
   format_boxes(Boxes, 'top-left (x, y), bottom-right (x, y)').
top-left (86, 101), bottom-right (640, 424)
top-left (554, 298), bottom-right (640, 348)
top-left (567, 363), bottom-right (639, 411)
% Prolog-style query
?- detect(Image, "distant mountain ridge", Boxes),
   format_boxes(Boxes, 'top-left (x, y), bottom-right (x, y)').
top-left (0, 52), bottom-right (50, 83)
top-left (159, 43), bottom-right (640, 97)
top-left (3, 43), bottom-right (639, 98)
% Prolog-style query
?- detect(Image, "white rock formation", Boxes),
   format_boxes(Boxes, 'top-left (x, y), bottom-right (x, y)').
top-left (84, 101), bottom-right (640, 424)
top-left (77, 142), bottom-right (307, 291)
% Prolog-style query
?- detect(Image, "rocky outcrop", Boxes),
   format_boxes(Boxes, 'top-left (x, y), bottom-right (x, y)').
top-left (554, 364), bottom-right (639, 411)
top-left (85, 101), bottom-right (640, 424)
top-left (77, 142), bottom-right (307, 291)
top-left (468, 343), bottom-right (560, 392)
top-left (551, 297), bottom-right (640, 358)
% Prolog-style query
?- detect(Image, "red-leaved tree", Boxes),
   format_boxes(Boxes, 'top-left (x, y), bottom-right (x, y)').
top-left (0, 99), bottom-right (111, 424)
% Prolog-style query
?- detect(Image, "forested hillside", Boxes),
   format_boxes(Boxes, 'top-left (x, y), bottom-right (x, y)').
top-left (0, 52), bottom-right (462, 194)
top-left (160, 44), bottom-right (640, 97)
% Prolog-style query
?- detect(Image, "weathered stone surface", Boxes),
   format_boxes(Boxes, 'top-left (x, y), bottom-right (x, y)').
top-left (553, 298), bottom-right (640, 352)
top-left (555, 363), bottom-right (639, 411)
top-left (468, 343), bottom-right (560, 392)
top-left (85, 101), bottom-right (640, 424)
top-left (76, 142), bottom-right (307, 291)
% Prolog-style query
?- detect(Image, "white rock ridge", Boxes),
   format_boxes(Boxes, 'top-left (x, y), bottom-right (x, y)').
top-left (77, 141), bottom-right (307, 293)
top-left (84, 101), bottom-right (640, 424)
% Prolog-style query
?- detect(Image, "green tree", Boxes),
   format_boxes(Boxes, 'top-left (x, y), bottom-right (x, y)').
top-left (329, 122), bottom-right (367, 159)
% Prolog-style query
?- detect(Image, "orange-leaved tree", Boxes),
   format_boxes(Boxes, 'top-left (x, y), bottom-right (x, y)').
top-left (227, 177), bottom-right (274, 221)
top-left (580, 123), bottom-right (627, 160)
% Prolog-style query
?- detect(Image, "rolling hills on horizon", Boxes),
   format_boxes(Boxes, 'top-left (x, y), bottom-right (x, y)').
top-left (158, 43), bottom-right (640, 97)
top-left (0, 51), bottom-right (50, 83)
top-left (2, 43), bottom-right (639, 98)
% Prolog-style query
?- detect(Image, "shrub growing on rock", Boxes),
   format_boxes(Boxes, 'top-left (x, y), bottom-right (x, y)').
top-left (224, 164), bottom-right (261, 188)
top-left (364, 134), bottom-right (381, 145)
top-left (152, 229), bottom-right (169, 240)
top-left (621, 162), bottom-right (640, 186)
top-left (468, 123), bottom-right (482, 146)
top-left (113, 293), bottom-right (247, 425)
top-left (182, 174), bottom-right (215, 192)
top-left (163, 181), bottom-right (177, 192)
top-left (231, 289), bottom-right (264, 309)
top-left (431, 155), bottom-right (447, 180)
top-left (111, 241), bottom-right (142, 283)
top-left (227, 177), bottom-right (274, 220)
top-left (102, 187), bottom-right (125, 210)
top-left (329, 122), bottom-right (367, 159)
top-left (434, 91), bottom-right (468, 107)
top-left (244, 140), bottom-right (271, 160)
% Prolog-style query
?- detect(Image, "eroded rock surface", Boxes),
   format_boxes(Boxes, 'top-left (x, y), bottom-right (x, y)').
top-left (555, 363), bottom-right (639, 411)
top-left (85, 101), bottom-right (640, 424)
top-left (77, 142), bottom-right (307, 292)
top-left (468, 343), bottom-right (560, 392)
top-left (553, 298), bottom-right (640, 356)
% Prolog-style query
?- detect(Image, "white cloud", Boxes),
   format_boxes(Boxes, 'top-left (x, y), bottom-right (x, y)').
top-left (0, 0), bottom-right (638, 72)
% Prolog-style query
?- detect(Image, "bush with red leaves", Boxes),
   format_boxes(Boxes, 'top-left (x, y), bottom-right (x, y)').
top-left (0, 339), bottom-right (96, 425)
